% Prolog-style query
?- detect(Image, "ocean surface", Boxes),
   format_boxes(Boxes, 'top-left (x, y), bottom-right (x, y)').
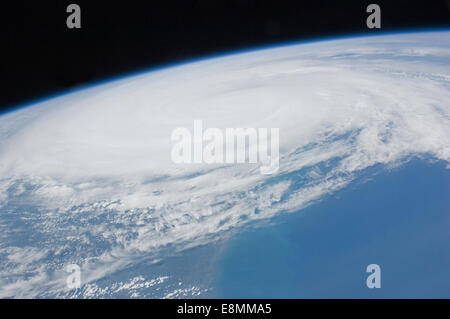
top-left (214, 159), bottom-right (450, 298)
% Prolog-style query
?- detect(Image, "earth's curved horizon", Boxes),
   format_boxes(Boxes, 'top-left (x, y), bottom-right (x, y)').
top-left (0, 30), bottom-right (449, 298)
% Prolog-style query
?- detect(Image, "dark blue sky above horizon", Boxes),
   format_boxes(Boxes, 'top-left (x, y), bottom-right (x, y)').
top-left (2, 0), bottom-right (449, 112)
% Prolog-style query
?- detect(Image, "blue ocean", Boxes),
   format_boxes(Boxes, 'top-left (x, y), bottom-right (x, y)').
top-left (215, 159), bottom-right (450, 298)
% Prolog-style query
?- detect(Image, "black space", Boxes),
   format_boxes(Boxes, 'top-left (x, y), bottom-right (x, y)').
top-left (1, 0), bottom-right (449, 112)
